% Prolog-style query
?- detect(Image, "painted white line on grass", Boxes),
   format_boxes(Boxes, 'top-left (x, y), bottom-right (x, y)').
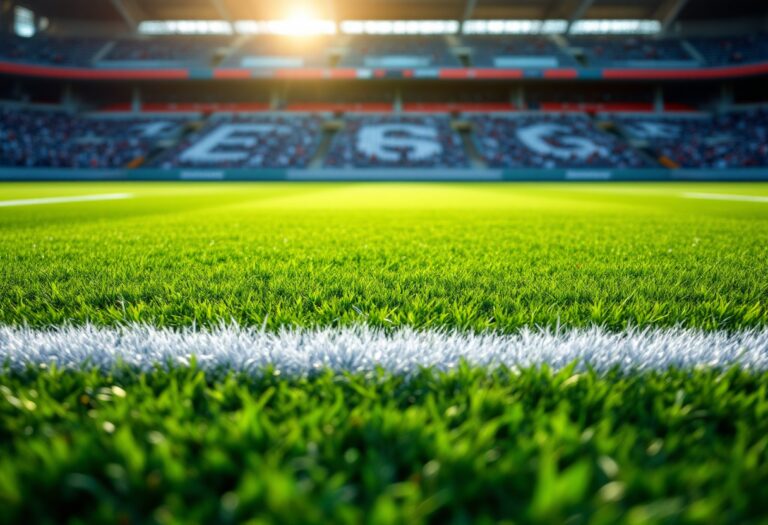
top-left (0, 193), bottom-right (134, 208)
top-left (682, 192), bottom-right (768, 203)
top-left (1, 325), bottom-right (767, 375)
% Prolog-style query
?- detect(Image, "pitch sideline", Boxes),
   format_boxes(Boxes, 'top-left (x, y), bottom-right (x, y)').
top-left (682, 192), bottom-right (768, 203)
top-left (1, 325), bottom-right (767, 375)
top-left (0, 193), bottom-right (134, 208)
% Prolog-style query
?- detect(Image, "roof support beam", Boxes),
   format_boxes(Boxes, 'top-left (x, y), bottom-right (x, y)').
top-left (210, 0), bottom-right (232, 22)
top-left (462, 0), bottom-right (478, 22)
top-left (109, 0), bottom-right (137, 31)
top-left (566, 0), bottom-right (596, 33)
top-left (657, 0), bottom-right (690, 33)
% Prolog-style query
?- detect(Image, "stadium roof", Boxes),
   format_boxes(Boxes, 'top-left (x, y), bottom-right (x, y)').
top-left (18, 0), bottom-right (768, 27)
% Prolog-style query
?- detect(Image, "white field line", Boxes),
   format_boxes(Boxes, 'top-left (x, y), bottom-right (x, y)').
top-left (0, 193), bottom-right (134, 208)
top-left (682, 192), bottom-right (768, 203)
top-left (1, 325), bottom-right (767, 375)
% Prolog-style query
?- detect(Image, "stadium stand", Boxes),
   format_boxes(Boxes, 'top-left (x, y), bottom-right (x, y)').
top-left (0, 106), bottom-right (182, 168)
top-left (689, 34), bottom-right (768, 65)
top-left (155, 114), bottom-right (323, 168)
top-left (224, 37), bottom-right (332, 68)
top-left (5, 32), bottom-right (768, 71)
top-left (464, 36), bottom-right (577, 68)
top-left (339, 36), bottom-right (461, 68)
top-left (324, 115), bottom-right (468, 168)
top-left (99, 36), bottom-right (231, 66)
top-left (571, 36), bottom-right (697, 66)
top-left (0, 34), bottom-right (106, 66)
top-left (4, 105), bottom-right (767, 171)
top-left (470, 113), bottom-right (652, 168)
top-left (617, 109), bottom-right (768, 168)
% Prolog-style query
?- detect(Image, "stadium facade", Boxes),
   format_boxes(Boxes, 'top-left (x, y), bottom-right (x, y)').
top-left (1, 0), bottom-right (767, 181)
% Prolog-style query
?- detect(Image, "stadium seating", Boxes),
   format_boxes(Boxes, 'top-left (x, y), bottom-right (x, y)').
top-left (0, 106), bottom-right (182, 168)
top-left (572, 36), bottom-right (697, 67)
top-left (689, 34), bottom-right (768, 65)
top-left (155, 114), bottom-right (323, 168)
top-left (470, 113), bottom-right (652, 168)
top-left (100, 36), bottom-right (230, 66)
top-left (0, 34), bottom-right (106, 66)
top-left (339, 36), bottom-right (460, 68)
top-left (224, 37), bottom-right (332, 68)
top-left (324, 115), bottom-right (468, 168)
top-left (4, 32), bottom-right (768, 71)
top-left (464, 36), bottom-right (577, 68)
top-left (616, 109), bottom-right (768, 168)
top-left (3, 102), bottom-right (768, 171)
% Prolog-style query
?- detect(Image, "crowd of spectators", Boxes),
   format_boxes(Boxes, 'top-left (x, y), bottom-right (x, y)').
top-left (617, 109), bottom-right (768, 168)
top-left (340, 37), bottom-right (460, 68)
top-left (572, 36), bottom-right (695, 65)
top-left (324, 115), bottom-right (468, 168)
top-left (0, 34), bottom-right (106, 66)
top-left (3, 106), bottom-right (768, 171)
top-left (0, 107), bottom-right (180, 168)
top-left (155, 115), bottom-right (323, 169)
top-left (471, 114), bottom-right (651, 168)
top-left (689, 34), bottom-right (768, 65)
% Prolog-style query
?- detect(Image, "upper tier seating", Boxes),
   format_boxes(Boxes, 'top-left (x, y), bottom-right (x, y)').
top-left (3, 33), bottom-right (768, 71)
top-left (224, 37), bottom-right (332, 68)
top-left (571, 36), bottom-right (697, 67)
top-left (464, 36), bottom-right (577, 68)
top-left (0, 34), bottom-right (106, 66)
top-left (100, 37), bottom-right (232, 66)
top-left (339, 36), bottom-right (461, 68)
top-left (689, 34), bottom-right (768, 65)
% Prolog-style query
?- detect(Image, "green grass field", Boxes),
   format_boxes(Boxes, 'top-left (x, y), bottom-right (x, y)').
top-left (3, 366), bottom-right (768, 525)
top-left (2, 182), bottom-right (768, 524)
top-left (2, 182), bottom-right (767, 330)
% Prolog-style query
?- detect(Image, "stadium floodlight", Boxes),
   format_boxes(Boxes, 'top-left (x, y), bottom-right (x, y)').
top-left (340, 20), bottom-right (460, 35)
top-left (462, 20), bottom-right (568, 34)
top-left (234, 19), bottom-right (337, 36)
top-left (569, 19), bottom-right (662, 34)
top-left (138, 20), bottom-right (234, 35)
top-left (14, 6), bottom-right (36, 38)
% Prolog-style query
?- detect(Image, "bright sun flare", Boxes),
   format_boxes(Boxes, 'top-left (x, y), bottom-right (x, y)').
top-left (274, 7), bottom-right (335, 36)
